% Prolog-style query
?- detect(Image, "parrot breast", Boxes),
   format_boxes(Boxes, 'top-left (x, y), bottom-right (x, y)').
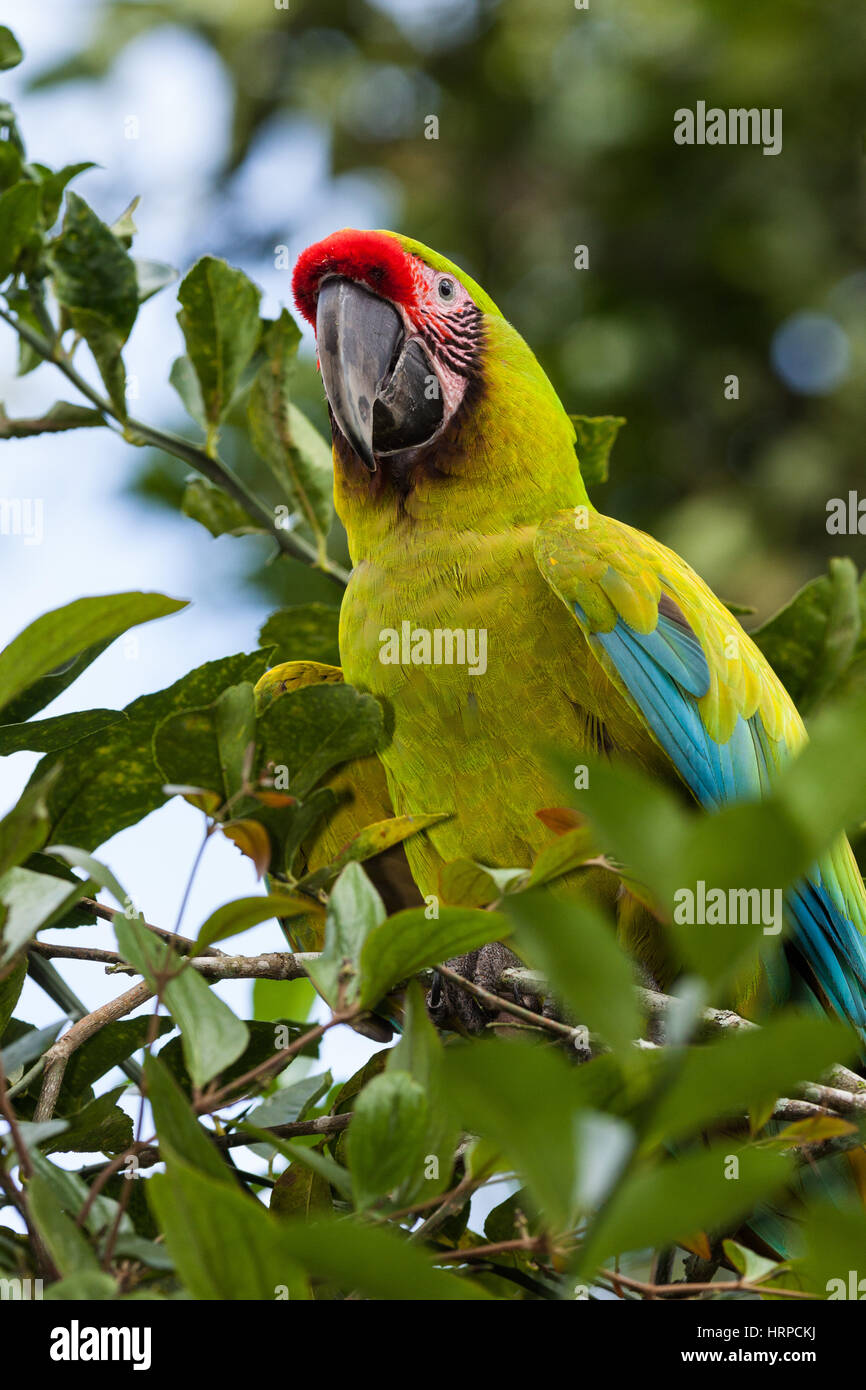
top-left (338, 523), bottom-right (669, 897)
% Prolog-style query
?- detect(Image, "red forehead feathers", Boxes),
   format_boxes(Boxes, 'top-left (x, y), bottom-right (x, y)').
top-left (293, 229), bottom-right (420, 328)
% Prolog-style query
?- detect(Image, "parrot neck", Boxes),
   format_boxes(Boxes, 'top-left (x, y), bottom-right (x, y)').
top-left (332, 313), bottom-right (590, 566)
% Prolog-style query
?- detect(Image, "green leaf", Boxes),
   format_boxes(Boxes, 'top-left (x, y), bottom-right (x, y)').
top-left (721, 1238), bottom-right (789, 1289)
top-left (156, 1018), bottom-right (315, 1096)
top-left (114, 916), bottom-right (248, 1089)
top-left (759, 1115), bottom-right (857, 1147)
top-left (802, 1200), bottom-right (866, 1297)
top-left (246, 1070), bottom-right (332, 1129)
top-left (109, 196), bottom-right (138, 246)
top-left (565, 753), bottom-right (836, 989)
top-left (570, 414), bottom-right (626, 488)
top-left (35, 649), bottom-right (269, 851)
top-left (37, 161), bottom-right (95, 228)
top-left (60, 1017), bottom-right (173, 1103)
top-left (484, 1188), bottom-right (543, 1243)
top-left (0, 591), bottom-right (186, 718)
top-left (0, 956), bottom-right (26, 1036)
top-left (388, 981), bottom-right (458, 1199)
top-left (1, 1020), bottom-right (66, 1077)
top-left (152, 707), bottom-right (225, 805)
top-left (438, 859), bottom-right (501, 907)
top-left (505, 890), bottom-right (640, 1053)
top-left (176, 256), bottom-right (262, 430)
top-left (169, 354), bottom-right (207, 429)
top-left (271, 1162), bottom-right (333, 1222)
top-left (576, 1143), bottom-right (794, 1278)
top-left (266, 785), bottom-right (339, 881)
top-left (27, 1175), bottom-right (101, 1278)
top-left (329, 1051), bottom-right (388, 1116)
top-left (523, 822), bottom-right (600, 888)
top-left (772, 689), bottom-right (866, 858)
top-left (0, 181), bottom-right (40, 279)
top-left (49, 193), bottom-right (140, 414)
top-left (257, 680), bottom-right (384, 799)
top-left (45, 844), bottom-right (127, 908)
top-left (358, 906), bottom-right (509, 1011)
top-left (0, 27), bottom-right (23, 70)
top-left (45, 1085), bottom-right (133, 1154)
top-left (214, 680), bottom-right (257, 802)
top-left (259, 603), bottom-right (341, 668)
top-left (0, 141), bottom-right (22, 193)
top-left (348, 1070), bottom-right (430, 1210)
top-left (0, 709), bottom-right (122, 754)
top-left (153, 679), bottom-right (256, 809)
top-left (753, 559), bottom-right (865, 713)
top-left (254, 1133), bottom-right (353, 1201)
top-left (134, 257), bottom-right (177, 302)
top-left (180, 476), bottom-right (262, 538)
top-left (28, 1147), bottom-right (129, 1241)
top-left (147, 1156), bottom-right (309, 1300)
top-left (43, 1272), bottom-right (119, 1300)
top-left (0, 865), bottom-right (86, 964)
top-left (643, 1013), bottom-right (857, 1148)
top-left (194, 891), bottom-right (318, 954)
top-left (297, 812), bottom-right (449, 894)
top-left (248, 309), bottom-right (333, 545)
top-left (0, 400), bottom-right (106, 438)
top-left (442, 1039), bottom-right (621, 1232)
top-left (0, 767), bottom-right (59, 876)
top-left (305, 863), bottom-right (385, 1009)
top-left (143, 1055), bottom-right (230, 1183)
top-left (264, 1216), bottom-right (492, 1300)
top-left (1, 638), bottom-right (115, 725)
top-left (253, 975), bottom-right (315, 1024)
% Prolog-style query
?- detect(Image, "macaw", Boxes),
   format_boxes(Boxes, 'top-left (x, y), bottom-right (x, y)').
top-left (280, 226), bottom-right (866, 1041)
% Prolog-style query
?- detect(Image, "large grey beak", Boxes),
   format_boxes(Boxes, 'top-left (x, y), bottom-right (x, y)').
top-left (316, 276), bottom-right (443, 472)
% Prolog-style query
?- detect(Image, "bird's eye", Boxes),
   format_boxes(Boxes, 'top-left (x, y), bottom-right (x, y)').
top-left (436, 277), bottom-right (456, 303)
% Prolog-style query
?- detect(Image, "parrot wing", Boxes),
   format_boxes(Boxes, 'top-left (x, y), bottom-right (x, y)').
top-left (535, 507), bottom-right (866, 1032)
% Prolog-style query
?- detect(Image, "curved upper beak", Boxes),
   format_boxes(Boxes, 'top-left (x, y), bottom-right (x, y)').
top-left (315, 276), bottom-right (443, 472)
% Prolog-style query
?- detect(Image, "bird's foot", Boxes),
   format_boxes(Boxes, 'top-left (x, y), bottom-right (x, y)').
top-left (426, 941), bottom-right (541, 1035)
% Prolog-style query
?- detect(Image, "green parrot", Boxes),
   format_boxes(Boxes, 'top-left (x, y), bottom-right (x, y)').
top-left (283, 226), bottom-right (866, 1041)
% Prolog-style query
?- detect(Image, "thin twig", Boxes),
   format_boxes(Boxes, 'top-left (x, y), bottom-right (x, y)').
top-left (195, 1010), bottom-right (355, 1114)
top-left (436, 961), bottom-right (587, 1044)
top-left (128, 1110), bottom-right (353, 1172)
top-left (0, 305), bottom-right (349, 584)
top-left (33, 980), bottom-right (153, 1122)
top-left (0, 1053), bottom-right (32, 1180)
top-left (598, 1268), bottom-right (817, 1301)
top-left (78, 896), bottom-right (226, 957)
top-left (434, 1236), bottom-right (548, 1264)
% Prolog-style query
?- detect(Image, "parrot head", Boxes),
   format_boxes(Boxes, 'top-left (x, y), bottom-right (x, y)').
top-left (293, 229), bottom-right (501, 473)
top-left (293, 228), bottom-right (585, 535)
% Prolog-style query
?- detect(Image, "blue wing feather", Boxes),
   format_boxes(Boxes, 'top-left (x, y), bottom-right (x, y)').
top-left (578, 603), bottom-right (866, 1037)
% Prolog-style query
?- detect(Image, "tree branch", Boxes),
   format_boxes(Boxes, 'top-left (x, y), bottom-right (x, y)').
top-left (24, 933), bottom-right (866, 1137)
top-left (33, 979), bottom-right (154, 1122)
top-left (0, 305), bottom-right (349, 585)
